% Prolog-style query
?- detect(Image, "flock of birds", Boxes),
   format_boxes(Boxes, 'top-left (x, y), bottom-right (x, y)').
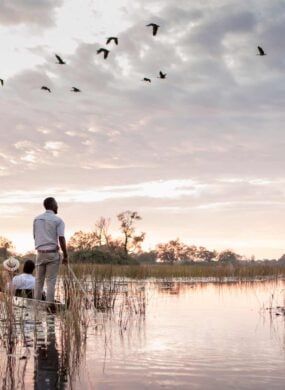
top-left (0, 23), bottom-right (165, 94)
top-left (0, 25), bottom-right (267, 93)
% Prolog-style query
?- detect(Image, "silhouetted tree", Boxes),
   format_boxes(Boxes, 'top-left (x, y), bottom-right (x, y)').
top-left (155, 239), bottom-right (195, 264)
top-left (196, 246), bottom-right (217, 262)
top-left (217, 249), bottom-right (241, 264)
top-left (134, 250), bottom-right (157, 264)
top-left (117, 211), bottom-right (145, 255)
top-left (68, 217), bottom-right (112, 251)
top-left (277, 254), bottom-right (285, 265)
top-left (68, 231), bottom-right (95, 251)
top-left (0, 236), bottom-right (14, 258)
top-left (94, 217), bottom-right (111, 246)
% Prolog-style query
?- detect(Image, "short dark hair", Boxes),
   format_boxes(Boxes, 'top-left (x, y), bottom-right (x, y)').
top-left (43, 197), bottom-right (56, 210)
top-left (23, 260), bottom-right (35, 274)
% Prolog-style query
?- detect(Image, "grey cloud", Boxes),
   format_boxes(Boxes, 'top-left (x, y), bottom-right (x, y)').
top-left (0, 0), bottom-right (63, 27)
top-left (0, 1), bottom-right (285, 193)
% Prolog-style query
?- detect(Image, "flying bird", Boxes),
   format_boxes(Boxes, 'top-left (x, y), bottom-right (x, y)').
top-left (0, 79), bottom-right (3, 86)
top-left (146, 23), bottom-right (160, 36)
top-left (55, 54), bottom-right (66, 64)
top-left (106, 37), bottom-right (118, 45)
top-left (158, 71), bottom-right (167, 79)
top-left (71, 87), bottom-right (81, 92)
top-left (142, 77), bottom-right (151, 83)
top-left (41, 86), bottom-right (51, 92)
top-left (97, 48), bottom-right (110, 59)
top-left (257, 46), bottom-right (266, 56)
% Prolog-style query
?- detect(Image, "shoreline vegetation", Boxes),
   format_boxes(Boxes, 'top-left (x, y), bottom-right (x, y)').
top-left (0, 261), bottom-right (284, 387)
top-left (60, 263), bottom-right (285, 280)
top-left (0, 211), bottom-right (284, 388)
top-left (0, 211), bottom-right (285, 280)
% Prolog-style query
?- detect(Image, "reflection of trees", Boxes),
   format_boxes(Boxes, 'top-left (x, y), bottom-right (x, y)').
top-left (158, 281), bottom-right (182, 295)
top-left (157, 281), bottom-right (199, 295)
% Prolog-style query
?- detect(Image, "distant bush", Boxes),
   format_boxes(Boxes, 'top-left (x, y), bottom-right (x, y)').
top-left (133, 251), bottom-right (157, 264)
top-left (69, 248), bottom-right (139, 265)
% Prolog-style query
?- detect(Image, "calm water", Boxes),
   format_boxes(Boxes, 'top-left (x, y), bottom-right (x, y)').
top-left (1, 280), bottom-right (285, 389)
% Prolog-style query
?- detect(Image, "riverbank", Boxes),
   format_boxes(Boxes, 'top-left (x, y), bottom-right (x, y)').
top-left (62, 262), bottom-right (285, 280)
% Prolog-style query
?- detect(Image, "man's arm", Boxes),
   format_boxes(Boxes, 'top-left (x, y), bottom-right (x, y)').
top-left (59, 236), bottom-right (68, 265)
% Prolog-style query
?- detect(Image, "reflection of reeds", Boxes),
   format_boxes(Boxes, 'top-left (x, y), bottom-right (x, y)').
top-left (91, 277), bottom-right (118, 311)
top-left (0, 266), bottom-right (148, 389)
top-left (0, 291), bottom-right (30, 390)
top-left (117, 284), bottom-right (146, 332)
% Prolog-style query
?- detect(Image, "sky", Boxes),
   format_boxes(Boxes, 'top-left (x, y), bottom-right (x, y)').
top-left (0, 0), bottom-right (285, 259)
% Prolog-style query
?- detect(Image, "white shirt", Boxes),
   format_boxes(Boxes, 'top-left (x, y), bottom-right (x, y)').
top-left (12, 274), bottom-right (35, 290)
top-left (33, 210), bottom-right (65, 250)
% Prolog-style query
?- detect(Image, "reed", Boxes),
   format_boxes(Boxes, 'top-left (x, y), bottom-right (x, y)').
top-left (59, 263), bottom-right (285, 280)
top-left (116, 283), bottom-right (146, 332)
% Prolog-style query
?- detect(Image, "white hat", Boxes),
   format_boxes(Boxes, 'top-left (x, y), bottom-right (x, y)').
top-left (3, 257), bottom-right (20, 272)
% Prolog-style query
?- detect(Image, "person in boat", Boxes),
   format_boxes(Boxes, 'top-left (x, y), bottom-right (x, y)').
top-left (11, 259), bottom-right (35, 299)
top-left (1, 257), bottom-right (20, 290)
top-left (33, 197), bottom-right (68, 307)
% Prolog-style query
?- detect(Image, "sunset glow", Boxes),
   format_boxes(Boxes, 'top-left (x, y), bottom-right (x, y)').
top-left (0, 0), bottom-right (284, 259)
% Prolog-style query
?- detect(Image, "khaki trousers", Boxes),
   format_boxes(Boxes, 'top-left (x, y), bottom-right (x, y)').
top-left (35, 252), bottom-right (61, 302)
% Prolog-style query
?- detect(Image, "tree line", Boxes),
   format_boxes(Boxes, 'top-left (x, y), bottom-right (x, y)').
top-left (0, 211), bottom-right (284, 265)
top-left (62, 211), bottom-right (284, 265)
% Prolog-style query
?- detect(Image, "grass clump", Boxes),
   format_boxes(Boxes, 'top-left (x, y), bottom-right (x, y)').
top-left (60, 263), bottom-right (285, 281)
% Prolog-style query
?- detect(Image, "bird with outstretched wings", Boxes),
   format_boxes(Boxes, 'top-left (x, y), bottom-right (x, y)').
top-left (41, 86), bottom-right (51, 92)
top-left (97, 48), bottom-right (110, 59)
top-left (106, 37), bottom-right (118, 45)
top-left (146, 23), bottom-right (160, 36)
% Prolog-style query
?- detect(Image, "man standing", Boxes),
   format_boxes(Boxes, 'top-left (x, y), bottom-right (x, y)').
top-left (33, 197), bottom-right (68, 303)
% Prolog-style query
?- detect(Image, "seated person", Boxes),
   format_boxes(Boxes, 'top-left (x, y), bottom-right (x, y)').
top-left (12, 259), bottom-right (35, 298)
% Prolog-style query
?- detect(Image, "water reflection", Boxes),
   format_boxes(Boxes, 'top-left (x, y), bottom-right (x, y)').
top-left (0, 306), bottom-right (86, 390)
top-left (34, 317), bottom-right (66, 390)
top-left (0, 280), bottom-right (285, 389)
top-left (78, 280), bottom-right (285, 390)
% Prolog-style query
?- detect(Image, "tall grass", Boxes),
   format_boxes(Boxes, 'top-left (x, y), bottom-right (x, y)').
top-left (1, 261), bottom-right (282, 388)
top-left (62, 263), bottom-right (285, 280)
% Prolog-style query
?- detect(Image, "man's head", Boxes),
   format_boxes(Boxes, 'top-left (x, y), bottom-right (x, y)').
top-left (43, 197), bottom-right (58, 214)
top-left (23, 259), bottom-right (35, 274)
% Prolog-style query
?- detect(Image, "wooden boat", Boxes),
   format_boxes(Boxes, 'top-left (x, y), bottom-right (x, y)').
top-left (0, 291), bottom-right (66, 313)
top-left (15, 296), bottom-right (65, 313)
